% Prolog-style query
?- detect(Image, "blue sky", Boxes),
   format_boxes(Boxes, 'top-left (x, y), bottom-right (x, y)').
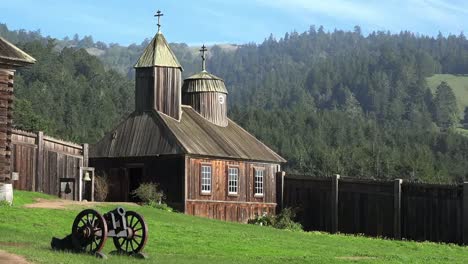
top-left (2, 0), bottom-right (468, 46)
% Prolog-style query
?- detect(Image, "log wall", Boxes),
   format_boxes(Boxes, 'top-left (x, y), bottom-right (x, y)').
top-left (0, 69), bottom-right (14, 182)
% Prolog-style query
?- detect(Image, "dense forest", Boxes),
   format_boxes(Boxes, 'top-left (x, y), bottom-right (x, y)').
top-left (1, 23), bottom-right (467, 183)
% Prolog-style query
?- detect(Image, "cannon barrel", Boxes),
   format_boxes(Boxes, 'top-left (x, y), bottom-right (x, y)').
top-left (110, 207), bottom-right (126, 217)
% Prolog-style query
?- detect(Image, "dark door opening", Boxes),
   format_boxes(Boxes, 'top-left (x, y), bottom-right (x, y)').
top-left (128, 167), bottom-right (143, 202)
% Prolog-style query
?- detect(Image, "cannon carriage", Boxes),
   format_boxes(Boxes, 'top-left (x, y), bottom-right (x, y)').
top-left (70, 207), bottom-right (148, 256)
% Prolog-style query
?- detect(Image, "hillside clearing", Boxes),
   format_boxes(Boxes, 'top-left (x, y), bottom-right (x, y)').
top-left (427, 74), bottom-right (468, 118)
top-left (0, 191), bottom-right (467, 263)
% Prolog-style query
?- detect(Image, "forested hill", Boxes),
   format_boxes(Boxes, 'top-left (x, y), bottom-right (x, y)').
top-left (1, 24), bottom-right (467, 183)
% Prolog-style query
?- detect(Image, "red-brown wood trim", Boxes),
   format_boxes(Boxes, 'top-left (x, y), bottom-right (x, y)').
top-left (186, 199), bottom-right (276, 206)
top-left (184, 155), bottom-right (188, 213)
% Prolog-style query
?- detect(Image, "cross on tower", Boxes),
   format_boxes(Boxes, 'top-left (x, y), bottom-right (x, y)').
top-left (200, 44), bottom-right (208, 71)
top-left (155, 10), bottom-right (164, 32)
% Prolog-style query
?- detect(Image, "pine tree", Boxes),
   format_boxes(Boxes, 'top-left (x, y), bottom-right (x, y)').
top-left (463, 107), bottom-right (468, 128)
top-left (433, 81), bottom-right (459, 129)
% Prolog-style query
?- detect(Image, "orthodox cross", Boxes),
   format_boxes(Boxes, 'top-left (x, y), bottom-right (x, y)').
top-left (155, 10), bottom-right (164, 32)
top-left (200, 44), bottom-right (208, 71)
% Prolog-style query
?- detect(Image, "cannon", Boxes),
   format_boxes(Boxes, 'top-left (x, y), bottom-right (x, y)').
top-left (52, 207), bottom-right (148, 257)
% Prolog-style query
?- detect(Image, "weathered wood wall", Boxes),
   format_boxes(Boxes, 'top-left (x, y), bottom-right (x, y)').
top-left (282, 174), bottom-right (468, 244)
top-left (91, 156), bottom-right (185, 208)
top-left (10, 130), bottom-right (86, 199)
top-left (183, 92), bottom-right (227, 127)
top-left (401, 183), bottom-right (463, 243)
top-left (186, 157), bottom-right (279, 223)
top-left (0, 69), bottom-right (14, 182)
top-left (135, 66), bottom-right (182, 120)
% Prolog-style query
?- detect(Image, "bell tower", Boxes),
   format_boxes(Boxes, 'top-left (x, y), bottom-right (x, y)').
top-left (134, 11), bottom-right (183, 120)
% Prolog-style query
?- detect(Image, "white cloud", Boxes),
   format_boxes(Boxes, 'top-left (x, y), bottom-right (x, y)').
top-left (253, 0), bottom-right (468, 34)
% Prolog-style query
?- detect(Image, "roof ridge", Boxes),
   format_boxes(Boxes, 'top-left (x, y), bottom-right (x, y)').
top-left (150, 110), bottom-right (189, 153)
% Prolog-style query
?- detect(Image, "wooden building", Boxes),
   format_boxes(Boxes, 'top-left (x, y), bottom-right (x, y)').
top-left (0, 37), bottom-right (35, 183)
top-left (90, 21), bottom-right (285, 223)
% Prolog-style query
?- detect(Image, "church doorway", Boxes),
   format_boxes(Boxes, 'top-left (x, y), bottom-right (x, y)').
top-left (128, 167), bottom-right (143, 202)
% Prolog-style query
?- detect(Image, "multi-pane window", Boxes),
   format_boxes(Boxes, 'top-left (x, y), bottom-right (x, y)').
top-left (201, 165), bottom-right (212, 194)
top-left (228, 167), bottom-right (239, 195)
top-left (254, 169), bottom-right (264, 196)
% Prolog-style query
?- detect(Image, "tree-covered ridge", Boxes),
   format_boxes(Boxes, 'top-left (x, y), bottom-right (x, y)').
top-left (1, 24), bottom-right (467, 183)
top-left (12, 40), bottom-right (134, 142)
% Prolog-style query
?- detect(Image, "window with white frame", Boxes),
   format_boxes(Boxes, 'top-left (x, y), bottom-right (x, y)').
top-left (254, 169), bottom-right (264, 196)
top-left (228, 167), bottom-right (239, 195)
top-left (201, 165), bottom-right (212, 194)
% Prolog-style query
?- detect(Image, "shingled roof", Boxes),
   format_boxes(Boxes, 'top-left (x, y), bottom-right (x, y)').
top-left (91, 106), bottom-right (285, 163)
top-left (0, 36), bottom-right (36, 67)
top-left (134, 32), bottom-right (182, 69)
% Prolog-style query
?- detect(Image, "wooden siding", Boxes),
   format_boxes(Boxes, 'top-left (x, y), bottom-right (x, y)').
top-left (0, 69), bottom-right (13, 182)
top-left (135, 68), bottom-right (153, 112)
top-left (183, 92), bottom-right (227, 127)
top-left (186, 201), bottom-right (275, 223)
top-left (135, 66), bottom-right (182, 120)
top-left (185, 157), bottom-right (279, 222)
top-left (10, 130), bottom-right (85, 199)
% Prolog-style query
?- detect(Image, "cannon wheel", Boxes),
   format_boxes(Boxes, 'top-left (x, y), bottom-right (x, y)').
top-left (113, 211), bottom-right (148, 254)
top-left (71, 209), bottom-right (108, 254)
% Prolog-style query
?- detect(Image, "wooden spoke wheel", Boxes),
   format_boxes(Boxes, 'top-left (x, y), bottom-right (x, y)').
top-left (71, 209), bottom-right (108, 254)
top-left (113, 211), bottom-right (148, 254)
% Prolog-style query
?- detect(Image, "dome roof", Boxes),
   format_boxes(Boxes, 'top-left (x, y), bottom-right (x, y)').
top-left (182, 71), bottom-right (228, 94)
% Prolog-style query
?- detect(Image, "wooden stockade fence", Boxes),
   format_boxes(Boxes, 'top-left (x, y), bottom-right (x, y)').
top-left (10, 129), bottom-right (88, 200)
top-left (277, 174), bottom-right (468, 244)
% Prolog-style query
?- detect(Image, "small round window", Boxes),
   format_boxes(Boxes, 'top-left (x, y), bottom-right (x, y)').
top-left (218, 95), bottom-right (225, 104)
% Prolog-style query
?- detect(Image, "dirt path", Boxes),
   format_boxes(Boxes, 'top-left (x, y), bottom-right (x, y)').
top-left (0, 250), bottom-right (31, 264)
top-left (24, 198), bottom-right (139, 209)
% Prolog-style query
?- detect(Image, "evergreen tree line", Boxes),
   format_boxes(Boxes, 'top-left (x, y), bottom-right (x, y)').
top-left (1, 24), bottom-right (467, 183)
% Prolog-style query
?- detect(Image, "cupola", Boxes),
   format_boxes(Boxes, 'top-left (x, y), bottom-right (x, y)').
top-left (182, 45), bottom-right (228, 127)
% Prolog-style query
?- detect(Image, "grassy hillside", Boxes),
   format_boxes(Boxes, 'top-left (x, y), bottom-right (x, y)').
top-left (427, 74), bottom-right (468, 118)
top-left (0, 191), bottom-right (467, 263)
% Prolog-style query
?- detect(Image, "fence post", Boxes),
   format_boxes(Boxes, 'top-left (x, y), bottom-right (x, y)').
top-left (276, 171), bottom-right (285, 212)
top-left (82, 143), bottom-right (89, 167)
top-left (331, 174), bottom-right (340, 234)
top-left (463, 182), bottom-right (468, 245)
top-left (35, 131), bottom-right (43, 192)
top-left (393, 179), bottom-right (402, 240)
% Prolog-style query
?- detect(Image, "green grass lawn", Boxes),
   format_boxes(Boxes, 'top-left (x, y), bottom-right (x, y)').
top-left (1, 191), bottom-right (467, 263)
top-left (427, 74), bottom-right (468, 118)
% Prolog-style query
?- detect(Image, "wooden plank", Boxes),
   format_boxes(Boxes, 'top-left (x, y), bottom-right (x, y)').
top-left (394, 179), bottom-right (402, 239)
top-left (331, 174), bottom-right (339, 234)
top-left (463, 182), bottom-right (468, 244)
top-left (36, 131), bottom-right (43, 192)
top-left (82, 143), bottom-right (89, 167)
